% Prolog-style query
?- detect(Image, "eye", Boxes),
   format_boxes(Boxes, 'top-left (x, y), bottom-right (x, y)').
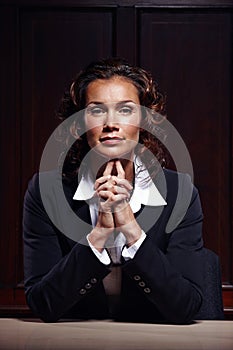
top-left (87, 106), bottom-right (106, 116)
top-left (118, 106), bottom-right (133, 115)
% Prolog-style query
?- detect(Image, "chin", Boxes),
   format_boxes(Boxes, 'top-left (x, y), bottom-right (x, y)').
top-left (95, 149), bottom-right (135, 161)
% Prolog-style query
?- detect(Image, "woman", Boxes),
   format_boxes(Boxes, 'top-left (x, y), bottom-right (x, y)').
top-left (23, 58), bottom-right (204, 323)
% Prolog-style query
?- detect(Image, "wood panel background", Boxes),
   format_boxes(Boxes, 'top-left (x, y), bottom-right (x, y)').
top-left (0, 0), bottom-right (232, 319)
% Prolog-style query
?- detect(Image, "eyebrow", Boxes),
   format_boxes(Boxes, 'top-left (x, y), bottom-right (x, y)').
top-left (86, 100), bottom-right (137, 107)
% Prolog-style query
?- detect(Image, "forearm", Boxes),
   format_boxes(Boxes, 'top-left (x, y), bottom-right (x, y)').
top-left (25, 242), bottom-right (110, 322)
top-left (122, 236), bottom-right (203, 324)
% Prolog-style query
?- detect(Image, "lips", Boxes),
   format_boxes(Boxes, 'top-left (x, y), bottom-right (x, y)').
top-left (100, 136), bottom-right (124, 144)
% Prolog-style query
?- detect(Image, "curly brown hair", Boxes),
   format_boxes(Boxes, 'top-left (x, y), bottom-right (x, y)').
top-left (56, 58), bottom-right (167, 181)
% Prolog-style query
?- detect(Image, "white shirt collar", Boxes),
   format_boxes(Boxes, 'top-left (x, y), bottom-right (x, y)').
top-left (73, 157), bottom-right (167, 213)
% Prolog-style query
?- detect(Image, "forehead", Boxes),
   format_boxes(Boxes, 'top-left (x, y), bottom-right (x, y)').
top-left (85, 77), bottom-right (140, 104)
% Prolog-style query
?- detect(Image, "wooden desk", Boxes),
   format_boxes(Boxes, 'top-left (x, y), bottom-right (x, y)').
top-left (0, 319), bottom-right (232, 349)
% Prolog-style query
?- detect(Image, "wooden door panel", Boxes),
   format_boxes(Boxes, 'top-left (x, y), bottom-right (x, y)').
top-left (139, 10), bottom-right (232, 284)
top-left (0, 7), bottom-right (115, 314)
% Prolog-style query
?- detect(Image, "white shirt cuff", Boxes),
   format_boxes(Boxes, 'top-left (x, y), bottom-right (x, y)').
top-left (122, 230), bottom-right (146, 261)
top-left (87, 234), bottom-right (111, 265)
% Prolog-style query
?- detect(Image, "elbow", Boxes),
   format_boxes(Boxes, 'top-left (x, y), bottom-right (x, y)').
top-left (40, 314), bottom-right (60, 323)
top-left (164, 290), bottom-right (203, 325)
top-left (26, 289), bottom-right (61, 323)
top-left (165, 308), bottom-right (199, 325)
top-left (175, 300), bottom-right (202, 325)
top-left (168, 312), bottom-right (195, 325)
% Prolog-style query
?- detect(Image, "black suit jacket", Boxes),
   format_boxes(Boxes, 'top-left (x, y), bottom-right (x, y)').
top-left (23, 169), bottom-right (204, 323)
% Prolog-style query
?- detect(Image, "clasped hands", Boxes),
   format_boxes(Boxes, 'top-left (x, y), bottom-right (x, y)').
top-left (88, 160), bottom-right (142, 251)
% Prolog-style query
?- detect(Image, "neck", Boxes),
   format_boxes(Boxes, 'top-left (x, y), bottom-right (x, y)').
top-left (89, 151), bottom-right (135, 182)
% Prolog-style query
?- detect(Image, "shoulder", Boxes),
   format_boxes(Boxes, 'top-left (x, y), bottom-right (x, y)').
top-left (26, 170), bottom-right (78, 197)
top-left (24, 170), bottom-right (81, 239)
top-left (160, 169), bottom-right (202, 233)
top-left (24, 170), bottom-right (69, 213)
top-left (155, 168), bottom-right (197, 204)
top-left (25, 170), bottom-right (60, 197)
top-left (163, 168), bottom-right (193, 187)
top-left (24, 171), bottom-right (59, 216)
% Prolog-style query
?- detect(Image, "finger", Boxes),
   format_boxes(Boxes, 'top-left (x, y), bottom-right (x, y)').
top-left (111, 176), bottom-right (133, 191)
top-left (98, 190), bottom-right (129, 203)
top-left (115, 160), bottom-right (125, 179)
top-left (96, 182), bottom-right (116, 193)
top-left (98, 190), bottom-right (114, 200)
top-left (103, 161), bottom-right (114, 176)
top-left (112, 194), bottom-right (129, 203)
top-left (97, 183), bottom-right (130, 196)
top-left (94, 175), bottom-right (112, 190)
top-left (113, 186), bottom-right (130, 197)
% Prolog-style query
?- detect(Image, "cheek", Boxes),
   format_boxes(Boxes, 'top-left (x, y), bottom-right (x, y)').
top-left (124, 114), bottom-right (141, 140)
top-left (124, 125), bottom-right (140, 141)
top-left (84, 115), bottom-right (103, 134)
top-left (85, 127), bottom-right (101, 147)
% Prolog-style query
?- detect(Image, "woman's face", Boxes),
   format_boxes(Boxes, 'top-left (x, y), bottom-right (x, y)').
top-left (84, 77), bottom-right (141, 160)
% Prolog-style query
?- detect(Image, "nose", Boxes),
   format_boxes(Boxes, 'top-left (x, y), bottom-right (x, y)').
top-left (103, 108), bottom-right (119, 129)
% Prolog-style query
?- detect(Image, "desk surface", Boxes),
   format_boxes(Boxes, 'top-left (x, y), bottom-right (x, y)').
top-left (0, 319), bottom-right (232, 350)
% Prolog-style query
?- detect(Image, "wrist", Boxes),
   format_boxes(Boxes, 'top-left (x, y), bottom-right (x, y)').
top-left (88, 227), bottom-right (113, 252)
top-left (120, 222), bottom-right (142, 247)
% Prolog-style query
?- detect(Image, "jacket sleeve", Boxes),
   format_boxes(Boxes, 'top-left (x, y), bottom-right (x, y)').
top-left (122, 173), bottom-right (204, 324)
top-left (23, 173), bottom-right (110, 322)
